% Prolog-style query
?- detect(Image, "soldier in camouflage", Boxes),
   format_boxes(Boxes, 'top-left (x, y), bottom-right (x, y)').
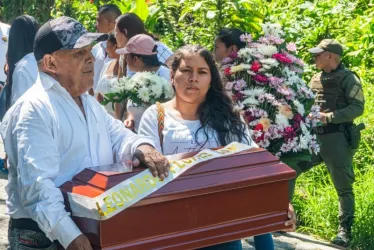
top-left (307, 39), bottom-right (365, 247)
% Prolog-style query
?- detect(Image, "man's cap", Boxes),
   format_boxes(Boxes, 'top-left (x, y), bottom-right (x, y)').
top-left (309, 39), bottom-right (343, 56)
top-left (34, 16), bottom-right (108, 61)
top-left (116, 34), bottom-right (157, 56)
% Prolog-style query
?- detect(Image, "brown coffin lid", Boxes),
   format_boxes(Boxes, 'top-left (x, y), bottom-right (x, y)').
top-left (59, 148), bottom-right (295, 206)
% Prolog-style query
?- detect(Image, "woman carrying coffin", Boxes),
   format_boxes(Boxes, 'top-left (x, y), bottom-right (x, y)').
top-left (138, 45), bottom-right (296, 249)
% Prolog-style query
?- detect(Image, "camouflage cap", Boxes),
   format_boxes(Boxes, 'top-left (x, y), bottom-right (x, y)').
top-left (34, 16), bottom-right (108, 61)
top-left (309, 39), bottom-right (343, 56)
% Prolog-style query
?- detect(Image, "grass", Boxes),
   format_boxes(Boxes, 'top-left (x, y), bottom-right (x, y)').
top-left (293, 80), bottom-right (374, 249)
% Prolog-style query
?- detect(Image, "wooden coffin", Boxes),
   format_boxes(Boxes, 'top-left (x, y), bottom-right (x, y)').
top-left (59, 147), bottom-right (296, 250)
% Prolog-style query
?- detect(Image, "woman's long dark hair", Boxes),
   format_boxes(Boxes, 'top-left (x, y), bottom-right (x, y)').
top-left (115, 13), bottom-right (157, 40)
top-left (216, 28), bottom-right (246, 50)
top-left (6, 15), bottom-right (39, 110)
top-left (170, 45), bottom-right (249, 147)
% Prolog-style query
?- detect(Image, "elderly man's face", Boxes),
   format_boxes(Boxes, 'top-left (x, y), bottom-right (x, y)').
top-left (49, 46), bottom-right (95, 97)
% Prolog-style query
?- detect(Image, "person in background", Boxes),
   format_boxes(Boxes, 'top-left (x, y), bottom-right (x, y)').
top-left (114, 12), bottom-right (173, 120)
top-left (306, 39), bottom-right (364, 247)
top-left (6, 15), bottom-right (39, 109)
top-left (95, 32), bottom-right (120, 116)
top-left (0, 16), bottom-right (169, 250)
top-left (92, 4), bottom-right (121, 94)
top-left (214, 28), bottom-right (246, 62)
top-left (116, 34), bottom-right (170, 132)
top-left (214, 28), bottom-right (277, 249)
top-left (139, 45), bottom-right (296, 250)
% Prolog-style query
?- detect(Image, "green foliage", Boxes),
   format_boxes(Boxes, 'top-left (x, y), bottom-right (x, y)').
top-left (146, 0), bottom-right (265, 50)
top-left (1, 0), bottom-right (54, 23)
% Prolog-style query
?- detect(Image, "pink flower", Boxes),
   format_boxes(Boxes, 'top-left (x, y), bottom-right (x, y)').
top-left (225, 81), bottom-right (234, 90)
top-left (293, 114), bottom-right (304, 129)
top-left (240, 33), bottom-right (252, 43)
top-left (233, 92), bottom-right (244, 102)
top-left (251, 61), bottom-right (262, 72)
top-left (268, 76), bottom-right (284, 87)
top-left (286, 42), bottom-right (297, 52)
top-left (272, 53), bottom-right (293, 64)
top-left (229, 51), bottom-right (238, 59)
top-left (253, 74), bottom-right (268, 83)
top-left (224, 67), bottom-right (232, 76)
top-left (283, 126), bottom-right (296, 142)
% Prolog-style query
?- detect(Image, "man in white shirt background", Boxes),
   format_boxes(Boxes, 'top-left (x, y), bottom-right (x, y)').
top-left (91, 4), bottom-right (121, 96)
top-left (0, 16), bottom-right (169, 250)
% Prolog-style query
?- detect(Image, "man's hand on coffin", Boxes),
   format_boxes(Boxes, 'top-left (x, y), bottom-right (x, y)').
top-left (284, 203), bottom-right (297, 232)
top-left (66, 234), bottom-right (92, 250)
top-left (133, 144), bottom-right (170, 180)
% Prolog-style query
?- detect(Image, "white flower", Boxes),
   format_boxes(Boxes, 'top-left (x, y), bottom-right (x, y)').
top-left (261, 23), bottom-right (284, 38)
top-left (293, 100), bottom-right (305, 116)
top-left (275, 113), bottom-right (290, 129)
top-left (138, 87), bottom-right (150, 102)
top-left (150, 83), bottom-right (163, 98)
top-left (257, 44), bottom-right (278, 57)
top-left (242, 97), bottom-right (259, 106)
top-left (260, 58), bottom-right (279, 67)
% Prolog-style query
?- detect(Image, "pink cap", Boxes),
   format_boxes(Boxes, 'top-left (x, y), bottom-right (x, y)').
top-left (116, 34), bottom-right (157, 55)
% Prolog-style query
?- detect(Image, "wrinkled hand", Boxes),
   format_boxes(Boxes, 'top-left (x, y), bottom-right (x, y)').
top-left (124, 118), bottom-right (135, 130)
top-left (283, 203), bottom-right (297, 232)
top-left (133, 144), bottom-right (170, 180)
top-left (66, 234), bottom-right (92, 250)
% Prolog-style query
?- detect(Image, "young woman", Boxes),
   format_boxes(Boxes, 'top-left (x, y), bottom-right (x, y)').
top-left (138, 45), bottom-right (296, 249)
top-left (114, 13), bottom-right (173, 120)
top-left (117, 34), bottom-right (170, 132)
top-left (6, 15), bottom-right (39, 109)
top-left (95, 33), bottom-right (120, 116)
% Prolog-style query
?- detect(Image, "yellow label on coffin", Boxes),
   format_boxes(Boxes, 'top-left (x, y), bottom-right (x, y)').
top-left (67, 142), bottom-right (253, 220)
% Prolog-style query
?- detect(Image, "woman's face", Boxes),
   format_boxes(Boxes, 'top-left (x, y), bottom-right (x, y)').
top-left (172, 53), bottom-right (211, 105)
top-left (115, 24), bottom-right (128, 48)
top-left (126, 55), bottom-right (142, 72)
top-left (106, 40), bottom-right (118, 59)
top-left (214, 38), bottom-right (230, 62)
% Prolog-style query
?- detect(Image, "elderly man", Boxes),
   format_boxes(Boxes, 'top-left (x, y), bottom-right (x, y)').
top-left (0, 17), bottom-right (169, 250)
top-left (308, 39), bottom-right (365, 247)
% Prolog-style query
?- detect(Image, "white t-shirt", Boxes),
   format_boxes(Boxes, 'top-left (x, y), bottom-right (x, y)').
top-left (11, 52), bottom-right (38, 106)
top-left (127, 65), bottom-right (171, 132)
top-left (92, 41), bottom-right (108, 91)
top-left (95, 58), bottom-right (117, 116)
top-left (138, 104), bottom-right (257, 155)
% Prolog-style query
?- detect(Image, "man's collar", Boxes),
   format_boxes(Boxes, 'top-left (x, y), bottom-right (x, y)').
top-left (38, 72), bottom-right (88, 97)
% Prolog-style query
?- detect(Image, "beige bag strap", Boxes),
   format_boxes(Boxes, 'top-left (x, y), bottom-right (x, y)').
top-left (156, 102), bottom-right (165, 153)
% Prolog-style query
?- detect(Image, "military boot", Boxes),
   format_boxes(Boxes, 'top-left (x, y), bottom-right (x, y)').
top-left (331, 215), bottom-right (354, 247)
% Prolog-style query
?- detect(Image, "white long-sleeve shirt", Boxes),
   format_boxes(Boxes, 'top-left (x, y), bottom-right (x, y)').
top-left (0, 72), bottom-right (155, 249)
top-left (11, 52), bottom-right (38, 106)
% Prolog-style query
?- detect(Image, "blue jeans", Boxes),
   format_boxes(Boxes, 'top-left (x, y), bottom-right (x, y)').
top-left (254, 233), bottom-right (274, 250)
top-left (198, 233), bottom-right (274, 250)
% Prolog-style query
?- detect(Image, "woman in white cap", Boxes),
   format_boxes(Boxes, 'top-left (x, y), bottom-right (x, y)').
top-left (117, 34), bottom-right (171, 132)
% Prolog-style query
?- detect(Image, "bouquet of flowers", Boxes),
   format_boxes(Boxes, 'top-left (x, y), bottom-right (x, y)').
top-left (103, 72), bottom-right (174, 106)
top-left (222, 23), bottom-right (320, 157)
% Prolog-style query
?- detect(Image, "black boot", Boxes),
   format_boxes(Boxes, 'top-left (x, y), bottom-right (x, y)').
top-left (331, 215), bottom-right (354, 247)
top-left (331, 229), bottom-right (351, 247)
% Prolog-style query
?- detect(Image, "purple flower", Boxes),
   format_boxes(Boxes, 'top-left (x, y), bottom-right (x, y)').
top-left (234, 79), bottom-right (247, 91)
top-left (240, 33), bottom-right (252, 43)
